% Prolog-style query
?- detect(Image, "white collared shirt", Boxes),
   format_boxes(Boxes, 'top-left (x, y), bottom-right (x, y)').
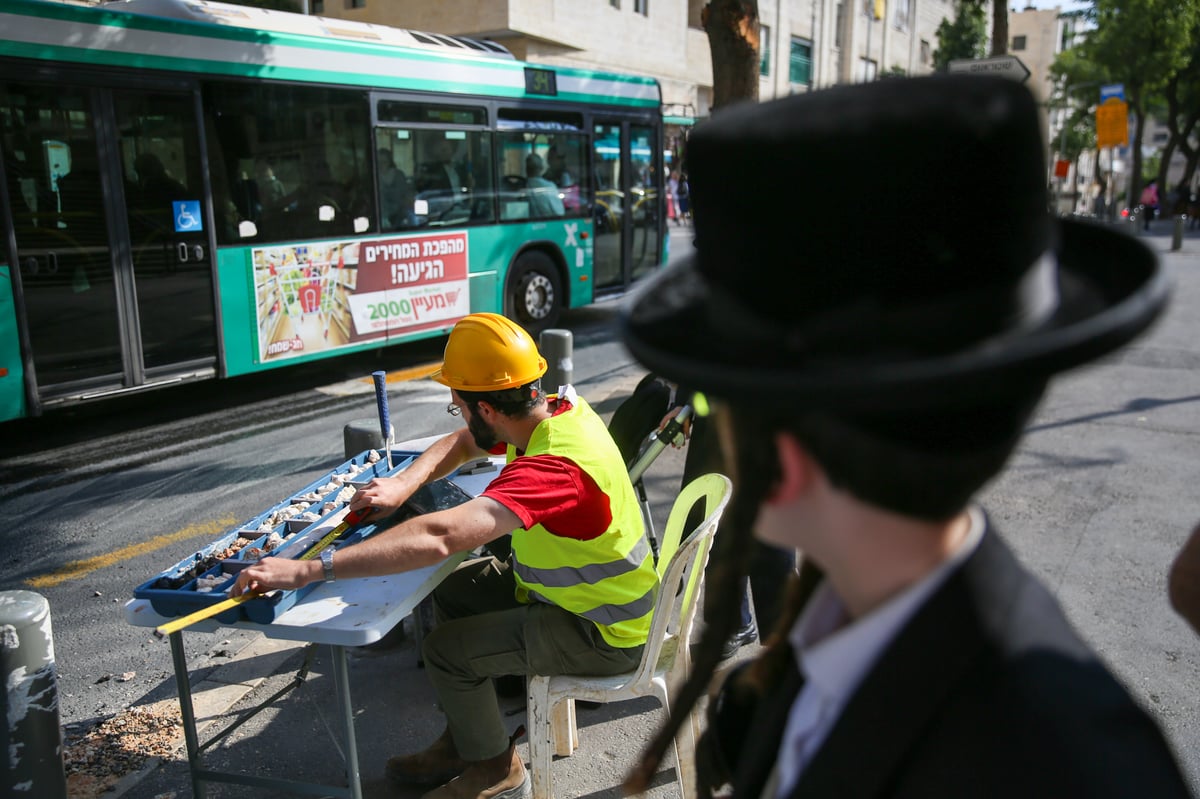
top-left (773, 507), bottom-right (986, 798)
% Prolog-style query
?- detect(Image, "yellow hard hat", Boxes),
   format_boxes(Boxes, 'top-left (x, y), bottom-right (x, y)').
top-left (432, 313), bottom-right (548, 391)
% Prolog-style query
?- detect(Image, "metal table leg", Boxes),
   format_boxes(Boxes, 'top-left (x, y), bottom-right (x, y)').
top-left (330, 644), bottom-right (363, 799)
top-left (168, 631), bottom-right (206, 799)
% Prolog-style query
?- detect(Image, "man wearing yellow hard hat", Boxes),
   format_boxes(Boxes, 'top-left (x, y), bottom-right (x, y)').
top-left (233, 313), bottom-right (655, 799)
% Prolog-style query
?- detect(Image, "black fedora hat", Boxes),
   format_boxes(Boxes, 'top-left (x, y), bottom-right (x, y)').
top-left (622, 75), bottom-right (1168, 411)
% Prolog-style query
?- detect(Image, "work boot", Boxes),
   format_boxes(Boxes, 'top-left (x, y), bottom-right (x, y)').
top-left (386, 727), bottom-right (469, 786)
top-left (420, 742), bottom-right (530, 799)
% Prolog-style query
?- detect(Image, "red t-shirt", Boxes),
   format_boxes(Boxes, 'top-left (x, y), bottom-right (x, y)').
top-left (481, 399), bottom-right (613, 541)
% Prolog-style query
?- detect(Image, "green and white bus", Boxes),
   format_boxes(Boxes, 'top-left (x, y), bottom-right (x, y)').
top-left (0, 0), bottom-right (667, 422)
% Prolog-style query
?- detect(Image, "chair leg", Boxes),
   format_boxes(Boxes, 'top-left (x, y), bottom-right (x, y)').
top-left (674, 708), bottom-right (700, 799)
top-left (527, 677), bottom-right (555, 799)
top-left (551, 697), bottom-right (577, 757)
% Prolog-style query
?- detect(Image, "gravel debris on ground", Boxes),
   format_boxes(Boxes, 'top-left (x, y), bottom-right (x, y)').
top-left (63, 701), bottom-right (182, 799)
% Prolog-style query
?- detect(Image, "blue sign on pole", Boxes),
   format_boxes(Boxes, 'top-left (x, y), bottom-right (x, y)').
top-left (1100, 83), bottom-right (1125, 102)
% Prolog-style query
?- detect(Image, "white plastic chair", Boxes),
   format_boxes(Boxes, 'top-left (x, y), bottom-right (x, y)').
top-left (526, 473), bottom-right (733, 799)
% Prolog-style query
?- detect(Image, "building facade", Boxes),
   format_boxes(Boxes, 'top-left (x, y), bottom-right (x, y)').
top-left (309, 1), bottom-right (957, 125)
top-left (1009, 5), bottom-right (1097, 212)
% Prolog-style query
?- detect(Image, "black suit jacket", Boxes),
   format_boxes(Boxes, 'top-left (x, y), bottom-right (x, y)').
top-left (711, 525), bottom-right (1191, 798)
top-left (415, 160), bottom-right (469, 194)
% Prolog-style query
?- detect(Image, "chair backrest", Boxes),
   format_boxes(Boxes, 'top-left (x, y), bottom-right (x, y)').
top-left (627, 473), bottom-right (732, 686)
top-left (656, 473), bottom-right (731, 576)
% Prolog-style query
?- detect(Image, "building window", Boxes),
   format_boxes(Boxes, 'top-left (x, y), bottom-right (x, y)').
top-left (789, 37), bottom-right (813, 86)
top-left (347, 0), bottom-right (365, 7)
top-left (892, 0), bottom-right (911, 31)
top-left (634, 0), bottom-right (648, 14)
top-left (312, 0), bottom-right (324, 11)
top-left (611, 0), bottom-right (620, 7)
top-left (920, 39), bottom-right (930, 64)
top-left (1012, 35), bottom-right (1027, 51)
top-left (760, 24), bottom-right (771, 76)
top-left (859, 58), bottom-right (877, 82)
top-left (835, 3), bottom-right (844, 48)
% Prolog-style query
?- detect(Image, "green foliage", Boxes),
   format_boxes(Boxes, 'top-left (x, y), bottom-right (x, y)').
top-left (1048, 48), bottom-right (1107, 99)
top-left (1081, 0), bottom-right (1199, 100)
top-left (933, 2), bottom-right (988, 72)
top-left (1060, 112), bottom-right (1095, 162)
top-left (1142, 152), bottom-right (1162, 180)
top-left (1049, 0), bottom-right (1200, 204)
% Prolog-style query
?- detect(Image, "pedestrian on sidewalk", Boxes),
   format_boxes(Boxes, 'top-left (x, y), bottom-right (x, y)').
top-left (1141, 180), bottom-right (1159, 231)
top-left (621, 75), bottom-right (1189, 798)
top-left (233, 313), bottom-right (656, 799)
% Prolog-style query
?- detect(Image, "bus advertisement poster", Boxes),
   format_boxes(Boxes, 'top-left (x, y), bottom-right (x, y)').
top-left (252, 231), bottom-right (469, 362)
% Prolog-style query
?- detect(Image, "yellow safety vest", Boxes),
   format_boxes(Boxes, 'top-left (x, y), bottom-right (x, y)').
top-left (508, 396), bottom-right (658, 648)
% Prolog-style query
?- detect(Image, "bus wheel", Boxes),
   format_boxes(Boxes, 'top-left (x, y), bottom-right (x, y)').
top-left (506, 251), bottom-right (562, 333)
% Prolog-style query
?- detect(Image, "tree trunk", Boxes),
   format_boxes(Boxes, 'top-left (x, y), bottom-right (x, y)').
top-left (1158, 137), bottom-right (1177, 208)
top-left (1128, 99), bottom-right (1148, 213)
top-left (703, 0), bottom-right (760, 112)
top-left (991, 0), bottom-right (1008, 56)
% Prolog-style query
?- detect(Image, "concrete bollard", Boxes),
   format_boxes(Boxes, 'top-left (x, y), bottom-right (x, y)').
top-left (1, 591), bottom-right (67, 799)
top-left (344, 419), bottom-right (392, 459)
top-left (1173, 215), bottom-right (1185, 251)
top-left (539, 329), bottom-right (573, 393)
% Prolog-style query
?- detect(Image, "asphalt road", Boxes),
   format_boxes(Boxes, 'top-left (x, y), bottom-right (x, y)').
top-left (3, 222), bottom-right (1200, 797)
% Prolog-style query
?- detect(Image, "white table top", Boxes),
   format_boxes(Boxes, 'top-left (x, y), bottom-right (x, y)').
top-left (124, 440), bottom-right (503, 647)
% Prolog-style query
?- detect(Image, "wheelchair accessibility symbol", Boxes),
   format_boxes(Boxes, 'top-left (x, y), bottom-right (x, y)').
top-left (173, 200), bottom-right (203, 233)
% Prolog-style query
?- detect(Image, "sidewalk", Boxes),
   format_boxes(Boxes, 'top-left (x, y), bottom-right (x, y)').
top-left (118, 614), bottom-right (752, 799)
top-left (111, 371), bottom-right (745, 799)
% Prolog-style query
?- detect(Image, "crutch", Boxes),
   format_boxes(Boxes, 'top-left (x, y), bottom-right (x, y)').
top-left (626, 404), bottom-right (691, 558)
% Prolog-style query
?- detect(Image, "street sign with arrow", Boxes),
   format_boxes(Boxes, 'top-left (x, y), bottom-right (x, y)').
top-left (948, 55), bottom-right (1032, 83)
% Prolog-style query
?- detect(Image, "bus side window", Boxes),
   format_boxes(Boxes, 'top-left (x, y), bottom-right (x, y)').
top-left (410, 129), bottom-right (493, 227)
top-left (204, 81), bottom-right (375, 244)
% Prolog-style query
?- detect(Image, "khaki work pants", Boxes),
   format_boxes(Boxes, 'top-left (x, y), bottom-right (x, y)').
top-left (422, 555), bottom-right (644, 761)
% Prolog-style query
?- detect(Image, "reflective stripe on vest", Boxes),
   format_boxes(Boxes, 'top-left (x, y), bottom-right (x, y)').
top-left (514, 535), bottom-right (651, 588)
top-left (526, 584), bottom-right (656, 627)
top-left (509, 392), bottom-right (657, 648)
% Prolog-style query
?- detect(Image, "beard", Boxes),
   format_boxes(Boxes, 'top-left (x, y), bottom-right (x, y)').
top-left (467, 412), bottom-right (498, 451)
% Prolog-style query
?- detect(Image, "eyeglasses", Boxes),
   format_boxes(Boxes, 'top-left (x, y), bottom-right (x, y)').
top-left (446, 403), bottom-right (463, 417)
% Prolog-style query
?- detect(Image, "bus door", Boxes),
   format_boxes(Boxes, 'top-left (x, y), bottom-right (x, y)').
top-left (591, 119), bottom-right (662, 295)
top-left (0, 78), bottom-right (215, 412)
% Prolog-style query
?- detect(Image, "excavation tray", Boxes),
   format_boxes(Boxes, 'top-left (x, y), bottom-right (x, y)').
top-left (131, 448), bottom-right (473, 625)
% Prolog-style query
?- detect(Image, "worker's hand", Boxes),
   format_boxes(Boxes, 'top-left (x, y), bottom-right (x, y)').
top-left (657, 406), bottom-right (692, 446)
top-left (231, 556), bottom-right (319, 596)
top-left (349, 474), bottom-right (419, 520)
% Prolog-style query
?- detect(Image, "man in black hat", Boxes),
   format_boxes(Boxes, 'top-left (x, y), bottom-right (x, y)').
top-left (621, 75), bottom-right (1190, 798)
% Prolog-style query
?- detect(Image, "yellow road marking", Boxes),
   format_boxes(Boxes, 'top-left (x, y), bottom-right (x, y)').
top-left (26, 515), bottom-right (239, 589)
top-left (361, 362), bottom-right (441, 385)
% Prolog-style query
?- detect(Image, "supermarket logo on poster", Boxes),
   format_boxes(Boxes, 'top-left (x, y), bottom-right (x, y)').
top-left (266, 336), bottom-right (304, 355)
top-left (347, 283), bottom-right (469, 334)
